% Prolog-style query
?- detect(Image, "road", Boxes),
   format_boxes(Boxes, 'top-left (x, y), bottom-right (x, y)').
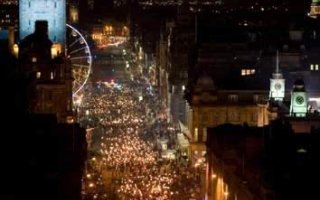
top-left (80, 41), bottom-right (202, 200)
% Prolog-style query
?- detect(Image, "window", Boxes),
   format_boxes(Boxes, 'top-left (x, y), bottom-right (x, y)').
top-left (310, 64), bottom-right (319, 71)
top-left (194, 127), bottom-right (198, 142)
top-left (241, 69), bottom-right (255, 76)
top-left (241, 69), bottom-right (246, 76)
top-left (36, 72), bottom-right (41, 79)
top-left (253, 94), bottom-right (260, 103)
top-left (67, 99), bottom-right (71, 111)
top-left (50, 72), bottom-right (54, 80)
top-left (228, 112), bottom-right (239, 122)
top-left (228, 94), bottom-right (238, 102)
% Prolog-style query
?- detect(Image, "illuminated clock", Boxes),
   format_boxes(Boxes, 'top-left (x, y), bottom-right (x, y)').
top-left (274, 83), bottom-right (282, 90)
top-left (295, 95), bottom-right (305, 105)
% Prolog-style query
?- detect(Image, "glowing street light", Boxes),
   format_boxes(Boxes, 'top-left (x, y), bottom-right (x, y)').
top-left (89, 183), bottom-right (95, 188)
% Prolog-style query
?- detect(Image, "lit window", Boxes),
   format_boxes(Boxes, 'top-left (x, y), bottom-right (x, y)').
top-left (228, 110), bottom-right (239, 122)
top-left (310, 64), bottom-right (314, 71)
top-left (32, 57), bottom-right (37, 63)
top-left (36, 72), bottom-right (41, 79)
top-left (253, 94), bottom-right (260, 103)
top-left (194, 127), bottom-right (198, 142)
top-left (316, 64), bottom-right (319, 71)
top-left (241, 68), bottom-right (255, 76)
top-left (50, 72), bottom-right (54, 80)
top-left (228, 94), bottom-right (238, 102)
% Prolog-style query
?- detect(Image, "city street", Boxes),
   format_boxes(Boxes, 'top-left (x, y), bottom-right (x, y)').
top-left (80, 42), bottom-right (202, 200)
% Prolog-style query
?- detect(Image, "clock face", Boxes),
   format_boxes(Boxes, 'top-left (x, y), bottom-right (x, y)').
top-left (295, 95), bottom-right (305, 105)
top-left (274, 83), bottom-right (282, 90)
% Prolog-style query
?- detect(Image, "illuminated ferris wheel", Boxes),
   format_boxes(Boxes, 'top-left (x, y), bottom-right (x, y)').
top-left (66, 24), bottom-right (92, 96)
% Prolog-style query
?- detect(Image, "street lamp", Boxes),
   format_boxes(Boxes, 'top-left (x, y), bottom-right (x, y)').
top-left (89, 182), bottom-right (95, 188)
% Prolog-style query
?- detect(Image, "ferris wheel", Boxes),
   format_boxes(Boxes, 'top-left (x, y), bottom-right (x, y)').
top-left (66, 24), bottom-right (92, 96)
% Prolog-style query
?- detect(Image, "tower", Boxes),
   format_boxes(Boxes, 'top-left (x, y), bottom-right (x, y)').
top-left (269, 50), bottom-right (285, 102)
top-left (310, 0), bottom-right (320, 18)
top-left (19, 0), bottom-right (66, 48)
top-left (290, 79), bottom-right (308, 117)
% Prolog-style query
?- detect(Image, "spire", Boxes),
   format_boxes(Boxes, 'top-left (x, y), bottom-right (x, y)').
top-left (272, 50), bottom-right (283, 79)
top-left (276, 50), bottom-right (279, 73)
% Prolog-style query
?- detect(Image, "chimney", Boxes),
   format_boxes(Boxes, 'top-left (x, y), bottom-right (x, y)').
top-left (34, 20), bottom-right (48, 36)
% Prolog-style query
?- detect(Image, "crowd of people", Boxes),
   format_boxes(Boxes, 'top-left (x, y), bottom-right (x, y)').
top-left (80, 51), bottom-right (201, 199)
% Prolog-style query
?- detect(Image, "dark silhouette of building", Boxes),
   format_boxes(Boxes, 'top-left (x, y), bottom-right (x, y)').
top-left (18, 20), bottom-right (73, 123)
top-left (206, 121), bottom-right (320, 200)
top-left (0, 21), bottom-right (87, 200)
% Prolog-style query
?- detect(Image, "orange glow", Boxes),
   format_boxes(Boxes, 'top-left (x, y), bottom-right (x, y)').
top-left (13, 44), bottom-right (19, 58)
top-left (51, 43), bottom-right (62, 58)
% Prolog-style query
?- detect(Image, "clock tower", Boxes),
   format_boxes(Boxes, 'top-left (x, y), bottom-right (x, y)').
top-left (269, 51), bottom-right (285, 101)
top-left (290, 79), bottom-right (308, 117)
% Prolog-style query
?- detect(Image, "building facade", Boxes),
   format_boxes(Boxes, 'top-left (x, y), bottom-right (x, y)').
top-left (189, 75), bottom-right (269, 157)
